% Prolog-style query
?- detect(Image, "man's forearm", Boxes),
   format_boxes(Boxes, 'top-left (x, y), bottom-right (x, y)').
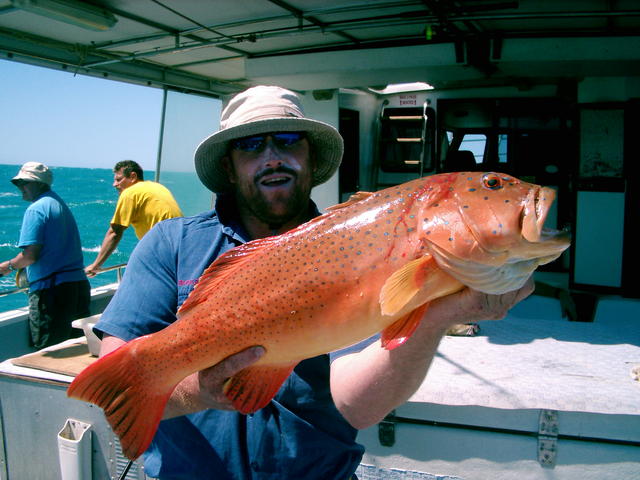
top-left (88, 225), bottom-right (124, 270)
top-left (330, 279), bottom-right (535, 430)
top-left (330, 311), bottom-right (448, 430)
top-left (0, 245), bottom-right (40, 276)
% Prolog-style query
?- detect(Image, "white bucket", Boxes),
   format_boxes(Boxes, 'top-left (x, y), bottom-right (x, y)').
top-left (57, 418), bottom-right (92, 480)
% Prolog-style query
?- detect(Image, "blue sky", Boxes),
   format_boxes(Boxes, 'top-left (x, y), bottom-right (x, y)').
top-left (0, 59), bottom-right (165, 170)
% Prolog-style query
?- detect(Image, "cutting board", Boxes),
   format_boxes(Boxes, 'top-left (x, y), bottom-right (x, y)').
top-left (11, 340), bottom-right (96, 377)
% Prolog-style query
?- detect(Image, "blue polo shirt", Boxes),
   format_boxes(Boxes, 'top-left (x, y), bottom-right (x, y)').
top-left (96, 196), bottom-right (364, 480)
top-left (18, 190), bottom-right (86, 292)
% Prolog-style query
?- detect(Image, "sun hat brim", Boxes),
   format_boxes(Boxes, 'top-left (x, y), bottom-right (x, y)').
top-left (194, 105), bottom-right (343, 194)
top-left (11, 162), bottom-right (53, 186)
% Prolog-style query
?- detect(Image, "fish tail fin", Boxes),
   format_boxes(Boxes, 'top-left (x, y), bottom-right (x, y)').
top-left (67, 337), bottom-right (174, 460)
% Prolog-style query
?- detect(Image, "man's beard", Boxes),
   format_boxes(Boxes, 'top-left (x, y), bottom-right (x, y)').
top-left (234, 166), bottom-right (312, 230)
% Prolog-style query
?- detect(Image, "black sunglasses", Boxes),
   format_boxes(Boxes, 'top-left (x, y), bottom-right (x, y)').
top-left (231, 132), bottom-right (306, 152)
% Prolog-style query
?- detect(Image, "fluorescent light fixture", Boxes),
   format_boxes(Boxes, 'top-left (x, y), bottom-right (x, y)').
top-left (369, 82), bottom-right (434, 95)
top-left (11, 0), bottom-right (117, 31)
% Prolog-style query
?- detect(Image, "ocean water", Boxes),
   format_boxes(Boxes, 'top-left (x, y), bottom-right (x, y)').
top-left (0, 164), bottom-right (212, 312)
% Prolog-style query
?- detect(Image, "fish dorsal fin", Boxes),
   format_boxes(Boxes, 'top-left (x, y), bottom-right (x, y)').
top-left (325, 191), bottom-right (374, 212)
top-left (178, 236), bottom-right (278, 316)
top-left (380, 255), bottom-right (438, 316)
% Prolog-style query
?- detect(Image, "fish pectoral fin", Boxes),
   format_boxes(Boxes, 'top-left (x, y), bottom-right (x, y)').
top-left (382, 303), bottom-right (429, 350)
top-left (380, 254), bottom-right (438, 316)
top-left (224, 363), bottom-right (297, 414)
top-left (325, 191), bottom-right (374, 211)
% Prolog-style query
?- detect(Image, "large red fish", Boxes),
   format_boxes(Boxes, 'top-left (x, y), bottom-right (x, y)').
top-left (68, 171), bottom-right (570, 459)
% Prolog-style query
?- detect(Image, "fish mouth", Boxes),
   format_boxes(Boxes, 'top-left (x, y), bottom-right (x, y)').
top-left (520, 186), bottom-right (571, 256)
top-left (522, 186), bottom-right (554, 243)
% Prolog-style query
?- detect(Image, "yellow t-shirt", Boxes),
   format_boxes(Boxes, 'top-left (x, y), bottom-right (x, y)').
top-left (111, 181), bottom-right (183, 239)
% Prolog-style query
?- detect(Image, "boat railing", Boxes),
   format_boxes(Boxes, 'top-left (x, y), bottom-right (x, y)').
top-left (0, 263), bottom-right (127, 298)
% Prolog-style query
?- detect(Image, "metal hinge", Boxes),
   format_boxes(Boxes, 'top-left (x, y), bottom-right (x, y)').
top-left (378, 410), bottom-right (397, 447)
top-left (538, 409), bottom-right (559, 468)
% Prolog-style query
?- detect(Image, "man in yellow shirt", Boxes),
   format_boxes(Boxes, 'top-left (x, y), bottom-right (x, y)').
top-left (85, 160), bottom-right (183, 277)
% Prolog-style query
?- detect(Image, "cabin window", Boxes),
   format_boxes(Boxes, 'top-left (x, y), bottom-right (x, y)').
top-left (456, 133), bottom-right (486, 164)
top-left (498, 134), bottom-right (508, 163)
top-left (443, 131), bottom-right (485, 171)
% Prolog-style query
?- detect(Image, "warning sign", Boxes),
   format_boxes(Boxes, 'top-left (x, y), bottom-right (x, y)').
top-left (399, 94), bottom-right (417, 106)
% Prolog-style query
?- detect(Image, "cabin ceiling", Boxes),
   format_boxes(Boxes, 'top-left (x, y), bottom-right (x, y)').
top-left (1, 0), bottom-right (639, 97)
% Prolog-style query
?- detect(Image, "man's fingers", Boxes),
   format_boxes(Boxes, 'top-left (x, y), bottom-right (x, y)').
top-left (84, 266), bottom-right (99, 278)
top-left (515, 276), bottom-right (535, 303)
top-left (487, 276), bottom-right (535, 319)
top-left (196, 346), bottom-right (265, 410)
top-left (221, 345), bottom-right (266, 377)
top-left (203, 345), bottom-right (265, 380)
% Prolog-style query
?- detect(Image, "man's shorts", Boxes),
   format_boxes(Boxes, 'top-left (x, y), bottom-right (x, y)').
top-left (28, 279), bottom-right (91, 349)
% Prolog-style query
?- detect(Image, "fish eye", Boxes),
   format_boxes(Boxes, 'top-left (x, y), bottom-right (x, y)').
top-left (482, 173), bottom-right (503, 190)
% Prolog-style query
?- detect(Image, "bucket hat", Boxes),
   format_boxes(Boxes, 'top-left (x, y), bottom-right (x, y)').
top-left (11, 162), bottom-right (53, 186)
top-left (195, 85), bottom-right (343, 193)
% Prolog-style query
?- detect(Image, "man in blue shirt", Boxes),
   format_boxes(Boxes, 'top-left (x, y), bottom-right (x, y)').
top-left (95, 86), bottom-right (534, 479)
top-left (0, 162), bottom-right (90, 348)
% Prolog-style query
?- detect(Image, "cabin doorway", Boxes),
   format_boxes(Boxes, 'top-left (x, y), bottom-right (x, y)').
top-left (339, 108), bottom-right (360, 201)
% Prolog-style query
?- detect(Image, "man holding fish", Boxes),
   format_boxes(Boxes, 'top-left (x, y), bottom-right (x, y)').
top-left (69, 86), bottom-right (563, 479)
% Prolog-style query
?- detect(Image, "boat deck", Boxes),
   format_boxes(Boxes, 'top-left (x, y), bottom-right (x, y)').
top-left (410, 294), bottom-right (639, 415)
top-left (357, 293), bottom-right (640, 479)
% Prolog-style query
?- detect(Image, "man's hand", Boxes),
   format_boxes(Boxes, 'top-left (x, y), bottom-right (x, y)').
top-left (427, 277), bottom-right (535, 332)
top-left (84, 264), bottom-right (102, 278)
top-left (0, 261), bottom-right (11, 277)
top-left (197, 346), bottom-right (266, 410)
top-left (454, 277), bottom-right (535, 320)
top-left (165, 346), bottom-right (266, 417)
